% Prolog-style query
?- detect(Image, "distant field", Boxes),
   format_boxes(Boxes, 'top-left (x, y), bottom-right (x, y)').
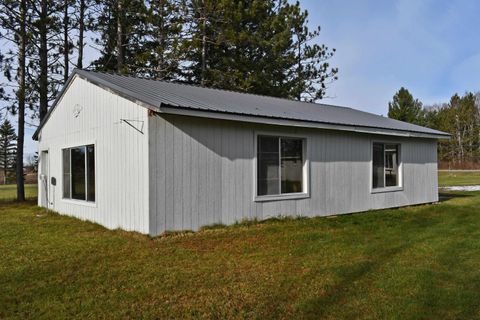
top-left (0, 184), bottom-right (38, 201)
top-left (438, 170), bottom-right (480, 187)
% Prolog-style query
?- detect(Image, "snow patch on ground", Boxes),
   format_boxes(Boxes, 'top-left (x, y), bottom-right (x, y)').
top-left (440, 185), bottom-right (480, 191)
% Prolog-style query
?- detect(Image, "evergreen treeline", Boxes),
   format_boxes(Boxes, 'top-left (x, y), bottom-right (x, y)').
top-left (91, 0), bottom-right (338, 100)
top-left (388, 88), bottom-right (480, 167)
top-left (0, 0), bottom-right (337, 199)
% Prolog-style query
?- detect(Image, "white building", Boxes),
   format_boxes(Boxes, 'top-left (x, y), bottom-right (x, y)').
top-left (34, 69), bottom-right (449, 236)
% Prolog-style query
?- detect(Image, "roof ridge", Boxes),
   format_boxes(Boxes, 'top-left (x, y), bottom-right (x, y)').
top-left (79, 68), bottom-right (354, 110)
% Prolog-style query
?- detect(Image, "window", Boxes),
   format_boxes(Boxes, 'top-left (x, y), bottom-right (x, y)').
top-left (372, 143), bottom-right (400, 189)
top-left (257, 135), bottom-right (305, 197)
top-left (63, 145), bottom-right (95, 202)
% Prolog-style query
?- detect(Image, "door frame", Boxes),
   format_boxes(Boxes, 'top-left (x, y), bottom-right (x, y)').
top-left (40, 150), bottom-right (49, 208)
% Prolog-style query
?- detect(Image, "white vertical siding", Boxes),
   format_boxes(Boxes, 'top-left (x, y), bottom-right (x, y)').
top-left (149, 114), bottom-right (439, 236)
top-left (38, 76), bottom-right (150, 234)
top-left (38, 79), bottom-right (439, 237)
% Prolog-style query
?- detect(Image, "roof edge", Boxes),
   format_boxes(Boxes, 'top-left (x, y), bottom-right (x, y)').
top-left (33, 71), bottom-right (79, 140)
top-left (33, 68), bottom-right (160, 140)
top-left (158, 105), bottom-right (451, 139)
top-left (33, 68), bottom-right (451, 141)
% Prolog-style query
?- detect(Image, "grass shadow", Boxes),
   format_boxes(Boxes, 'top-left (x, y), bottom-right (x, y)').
top-left (0, 199), bottom-right (38, 206)
top-left (438, 192), bottom-right (474, 203)
top-left (296, 242), bottom-right (412, 319)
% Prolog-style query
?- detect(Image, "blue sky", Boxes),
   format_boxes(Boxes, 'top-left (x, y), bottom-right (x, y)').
top-left (9, 0), bottom-right (480, 156)
top-left (304, 0), bottom-right (480, 114)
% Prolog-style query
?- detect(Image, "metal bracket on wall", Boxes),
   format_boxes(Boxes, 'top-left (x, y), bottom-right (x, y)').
top-left (120, 119), bottom-right (145, 134)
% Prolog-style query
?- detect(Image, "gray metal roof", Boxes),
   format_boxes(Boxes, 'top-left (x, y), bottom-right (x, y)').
top-left (34, 69), bottom-right (450, 139)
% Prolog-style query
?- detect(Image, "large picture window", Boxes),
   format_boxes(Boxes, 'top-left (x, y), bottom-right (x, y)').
top-left (257, 135), bottom-right (305, 197)
top-left (372, 143), bottom-right (400, 189)
top-left (63, 145), bottom-right (95, 202)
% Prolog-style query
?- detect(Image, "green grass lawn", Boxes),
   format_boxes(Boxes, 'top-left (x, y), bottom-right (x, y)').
top-left (2, 184), bottom-right (480, 319)
top-left (438, 170), bottom-right (480, 187)
top-left (0, 184), bottom-right (38, 201)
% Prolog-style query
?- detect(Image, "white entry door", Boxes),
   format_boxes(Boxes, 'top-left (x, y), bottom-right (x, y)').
top-left (40, 151), bottom-right (49, 208)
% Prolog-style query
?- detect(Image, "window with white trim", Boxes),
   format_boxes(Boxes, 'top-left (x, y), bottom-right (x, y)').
top-left (372, 143), bottom-right (400, 189)
top-left (63, 145), bottom-right (95, 201)
top-left (257, 135), bottom-right (305, 196)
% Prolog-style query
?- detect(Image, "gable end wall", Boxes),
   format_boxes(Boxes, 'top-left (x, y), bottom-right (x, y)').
top-left (38, 76), bottom-right (150, 233)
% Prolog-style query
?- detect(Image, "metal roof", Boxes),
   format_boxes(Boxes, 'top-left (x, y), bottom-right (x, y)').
top-left (34, 69), bottom-right (450, 139)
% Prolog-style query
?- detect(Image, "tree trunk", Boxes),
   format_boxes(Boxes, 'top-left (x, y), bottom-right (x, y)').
top-left (116, 0), bottom-right (124, 72)
top-left (201, 15), bottom-right (206, 86)
top-left (157, 0), bottom-right (165, 79)
top-left (77, 0), bottom-right (85, 69)
top-left (3, 145), bottom-right (6, 185)
top-left (16, 0), bottom-right (27, 202)
top-left (39, 0), bottom-right (48, 121)
top-left (63, 0), bottom-right (69, 83)
top-left (297, 35), bottom-right (301, 101)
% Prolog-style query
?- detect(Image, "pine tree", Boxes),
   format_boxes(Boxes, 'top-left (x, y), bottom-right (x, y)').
top-left (92, 0), bottom-right (148, 74)
top-left (28, 0), bottom-right (63, 121)
top-left (388, 87), bottom-right (424, 125)
top-left (76, 0), bottom-right (86, 68)
top-left (61, 0), bottom-right (75, 83)
top-left (180, 0), bottom-right (337, 100)
top-left (0, 119), bottom-right (17, 185)
top-left (139, 0), bottom-right (184, 79)
top-left (290, 3), bottom-right (338, 101)
top-left (0, 0), bottom-right (31, 200)
top-left (59, 0), bottom-right (93, 80)
top-left (89, 0), bottom-right (338, 99)
top-left (180, 0), bottom-right (228, 86)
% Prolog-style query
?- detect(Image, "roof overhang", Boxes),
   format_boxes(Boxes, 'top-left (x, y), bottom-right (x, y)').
top-left (33, 69), bottom-right (451, 141)
top-left (157, 105), bottom-right (451, 139)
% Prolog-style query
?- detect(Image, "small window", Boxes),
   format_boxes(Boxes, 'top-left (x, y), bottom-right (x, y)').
top-left (257, 135), bottom-right (305, 196)
top-left (373, 143), bottom-right (400, 189)
top-left (63, 144), bottom-right (95, 202)
top-left (62, 149), bottom-right (71, 198)
top-left (71, 147), bottom-right (86, 200)
top-left (86, 145), bottom-right (95, 201)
